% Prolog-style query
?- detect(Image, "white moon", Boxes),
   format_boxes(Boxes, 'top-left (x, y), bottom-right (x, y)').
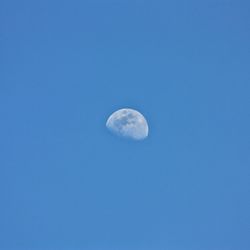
top-left (106, 108), bottom-right (149, 140)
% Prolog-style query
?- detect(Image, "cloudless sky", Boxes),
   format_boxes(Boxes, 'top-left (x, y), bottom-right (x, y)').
top-left (1, 0), bottom-right (250, 249)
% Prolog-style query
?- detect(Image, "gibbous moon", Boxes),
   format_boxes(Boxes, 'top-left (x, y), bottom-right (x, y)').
top-left (106, 108), bottom-right (149, 140)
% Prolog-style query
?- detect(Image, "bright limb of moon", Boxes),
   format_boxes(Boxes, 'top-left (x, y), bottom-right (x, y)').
top-left (106, 108), bottom-right (149, 140)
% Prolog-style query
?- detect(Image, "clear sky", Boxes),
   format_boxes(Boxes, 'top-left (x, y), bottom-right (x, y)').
top-left (1, 0), bottom-right (250, 249)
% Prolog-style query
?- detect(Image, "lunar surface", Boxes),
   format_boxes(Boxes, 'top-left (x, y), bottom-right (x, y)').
top-left (106, 108), bottom-right (149, 140)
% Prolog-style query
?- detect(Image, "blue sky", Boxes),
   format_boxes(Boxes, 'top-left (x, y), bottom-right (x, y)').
top-left (0, 0), bottom-right (250, 249)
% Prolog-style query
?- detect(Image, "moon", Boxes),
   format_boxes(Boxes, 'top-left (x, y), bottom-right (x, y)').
top-left (106, 108), bottom-right (149, 140)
